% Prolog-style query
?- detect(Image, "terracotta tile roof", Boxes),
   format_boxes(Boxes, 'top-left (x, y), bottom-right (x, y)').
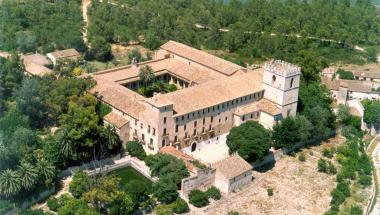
top-left (321, 77), bottom-right (375, 93)
top-left (89, 76), bottom-right (147, 119)
top-left (92, 59), bottom-right (169, 82)
top-left (160, 40), bottom-right (244, 76)
top-left (322, 67), bottom-right (338, 75)
top-left (92, 58), bottom-right (226, 84)
top-left (22, 53), bottom-right (51, 65)
top-left (235, 98), bottom-right (281, 116)
top-left (24, 63), bottom-right (53, 76)
top-left (352, 70), bottom-right (380, 79)
top-left (160, 146), bottom-right (196, 173)
top-left (48, 49), bottom-right (80, 59)
top-left (151, 70), bottom-right (264, 116)
top-left (212, 155), bottom-right (252, 180)
top-left (104, 111), bottom-right (129, 128)
top-left (21, 53), bottom-right (53, 76)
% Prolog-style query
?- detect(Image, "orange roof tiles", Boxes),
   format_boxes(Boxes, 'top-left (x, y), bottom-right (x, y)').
top-left (104, 111), bottom-right (129, 128)
top-left (160, 40), bottom-right (243, 76)
top-left (212, 155), bottom-right (252, 179)
top-left (235, 99), bottom-right (281, 116)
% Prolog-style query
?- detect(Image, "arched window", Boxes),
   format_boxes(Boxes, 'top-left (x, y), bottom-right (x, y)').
top-left (272, 75), bottom-right (276, 84)
top-left (290, 78), bottom-right (294, 88)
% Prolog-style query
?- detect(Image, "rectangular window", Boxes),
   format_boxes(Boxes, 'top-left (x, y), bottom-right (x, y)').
top-left (251, 114), bottom-right (253, 118)
top-left (208, 108), bottom-right (210, 113)
top-left (193, 129), bottom-right (196, 135)
top-left (175, 125), bottom-right (179, 132)
top-left (174, 136), bottom-right (177, 142)
top-left (153, 128), bottom-right (156, 135)
top-left (182, 116), bottom-right (184, 120)
top-left (202, 127), bottom-right (205, 132)
top-left (176, 117), bottom-right (178, 123)
top-left (225, 117), bottom-right (228, 121)
top-left (150, 138), bottom-right (153, 145)
top-left (142, 134), bottom-right (145, 141)
top-left (163, 117), bottom-right (167, 124)
top-left (194, 121), bottom-right (197, 127)
top-left (211, 116), bottom-right (213, 123)
top-left (185, 132), bottom-right (188, 138)
top-left (163, 128), bottom-right (167, 135)
top-left (242, 116), bottom-right (245, 121)
top-left (187, 114), bottom-right (189, 119)
top-left (162, 139), bottom-right (165, 147)
top-left (203, 118), bottom-right (205, 124)
top-left (148, 125), bottom-right (151, 133)
top-left (218, 118), bottom-right (221, 123)
top-left (135, 120), bottom-right (137, 126)
top-left (140, 123), bottom-right (143, 129)
top-left (184, 125), bottom-right (187, 131)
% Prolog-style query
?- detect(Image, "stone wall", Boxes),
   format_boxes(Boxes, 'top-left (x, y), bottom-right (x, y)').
top-left (181, 168), bottom-right (216, 195)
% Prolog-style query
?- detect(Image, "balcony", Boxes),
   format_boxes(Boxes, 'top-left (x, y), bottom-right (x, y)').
top-left (162, 133), bottom-right (169, 138)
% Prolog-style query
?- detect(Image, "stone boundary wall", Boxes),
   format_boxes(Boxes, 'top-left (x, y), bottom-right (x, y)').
top-left (251, 131), bottom-right (337, 169)
top-left (58, 154), bottom-right (122, 178)
top-left (181, 168), bottom-right (216, 195)
top-left (86, 156), bottom-right (157, 182)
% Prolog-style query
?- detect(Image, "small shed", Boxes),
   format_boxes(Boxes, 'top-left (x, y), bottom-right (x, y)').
top-left (47, 49), bottom-right (80, 65)
top-left (211, 155), bottom-right (252, 194)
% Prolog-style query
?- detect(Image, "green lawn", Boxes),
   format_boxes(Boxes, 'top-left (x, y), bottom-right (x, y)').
top-left (112, 166), bottom-right (152, 189)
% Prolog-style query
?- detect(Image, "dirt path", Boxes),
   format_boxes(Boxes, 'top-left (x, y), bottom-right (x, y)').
top-left (82, 0), bottom-right (91, 44)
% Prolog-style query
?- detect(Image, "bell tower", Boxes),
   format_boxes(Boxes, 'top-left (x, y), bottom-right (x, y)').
top-left (262, 60), bottom-right (301, 117)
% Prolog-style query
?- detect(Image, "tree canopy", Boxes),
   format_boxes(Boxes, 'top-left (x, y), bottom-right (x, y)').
top-left (226, 121), bottom-right (272, 162)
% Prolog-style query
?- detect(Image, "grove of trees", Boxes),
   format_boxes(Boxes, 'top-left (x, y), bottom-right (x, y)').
top-left (88, 0), bottom-right (379, 65)
top-left (0, 56), bottom-right (121, 201)
top-left (0, 0), bottom-right (84, 53)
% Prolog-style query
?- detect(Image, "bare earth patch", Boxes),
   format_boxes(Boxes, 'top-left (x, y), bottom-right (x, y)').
top-left (191, 136), bottom-right (346, 215)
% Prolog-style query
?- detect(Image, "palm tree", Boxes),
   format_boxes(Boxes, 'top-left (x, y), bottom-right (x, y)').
top-left (102, 124), bottom-right (120, 150)
top-left (0, 169), bottom-right (21, 197)
top-left (138, 65), bottom-right (155, 86)
top-left (17, 162), bottom-right (38, 190)
top-left (58, 129), bottom-right (74, 159)
top-left (36, 160), bottom-right (56, 182)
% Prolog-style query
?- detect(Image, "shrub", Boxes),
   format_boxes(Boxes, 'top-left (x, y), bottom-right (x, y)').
top-left (155, 204), bottom-right (173, 215)
top-left (47, 197), bottom-right (60, 211)
top-left (171, 198), bottom-right (189, 214)
top-left (350, 205), bottom-right (363, 215)
top-left (153, 176), bottom-right (179, 204)
top-left (228, 211), bottom-right (240, 215)
top-left (323, 148), bottom-right (334, 158)
top-left (330, 188), bottom-right (346, 206)
top-left (206, 186), bottom-right (221, 200)
top-left (318, 159), bottom-right (336, 174)
top-left (359, 174), bottom-right (372, 187)
top-left (298, 152), bottom-right (306, 162)
top-left (189, 189), bottom-right (209, 208)
top-left (327, 161), bottom-right (337, 175)
top-left (69, 171), bottom-right (91, 198)
top-left (267, 187), bottom-right (274, 196)
top-left (336, 69), bottom-right (354, 80)
top-left (318, 158), bottom-right (328, 173)
top-left (0, 200), bottom-right (14, 214)
top-left (125, 141), bottom-right (146, 160)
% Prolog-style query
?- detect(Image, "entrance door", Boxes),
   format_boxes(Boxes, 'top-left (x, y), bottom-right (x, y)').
top-left (191, 142), bottom-right (197, 152)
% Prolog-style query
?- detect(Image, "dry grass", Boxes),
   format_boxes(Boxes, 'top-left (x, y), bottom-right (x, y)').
top-left (193, 136), bottom-right (347, 215)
